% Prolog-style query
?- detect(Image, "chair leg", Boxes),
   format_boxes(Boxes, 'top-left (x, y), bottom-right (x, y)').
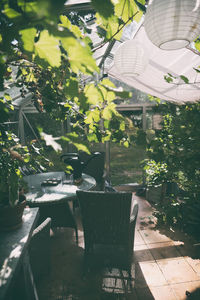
top-left (75, 226), bottom-right (78, 245)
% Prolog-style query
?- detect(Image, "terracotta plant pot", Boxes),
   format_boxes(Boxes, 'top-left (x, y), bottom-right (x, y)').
top-left (0, 201), bottom-right (26, 231)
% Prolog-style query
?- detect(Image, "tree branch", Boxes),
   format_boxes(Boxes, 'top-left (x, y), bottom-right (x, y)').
top-left (92, 11), bottom-right (139, 53)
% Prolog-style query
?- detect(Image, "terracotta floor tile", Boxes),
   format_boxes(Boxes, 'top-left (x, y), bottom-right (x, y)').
top-left (185, 257), bottom-right (200, 276)
top-left (136, 198), bottom-right (154, 216)
top-left (134, 244), bottom-right (154, 263)
top-left (135, 230), bottom-right (146, 245)
top-left (140, 229), bottom-right (172, 244)
top-left (136, 285), bottom-right (176, 300)
top-left (148, 242), bottom-right (181, 260)
top-left (170, 281), bottom-right (200, 299)
top-left (138, 216), bottom-right (157, 231)
top-left (149, 285), bottom-right (177, 300)
top-left (157, 258), bottom-right (200, 284)
top-left (135, 261), bottom-right (168, 288)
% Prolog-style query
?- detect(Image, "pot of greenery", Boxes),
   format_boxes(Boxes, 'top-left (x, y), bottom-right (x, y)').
top-left (0, 131), bottom-right (28, 231)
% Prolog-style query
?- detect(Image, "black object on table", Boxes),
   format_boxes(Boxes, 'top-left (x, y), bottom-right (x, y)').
top-left (24, 172), bottom-right (96, 244)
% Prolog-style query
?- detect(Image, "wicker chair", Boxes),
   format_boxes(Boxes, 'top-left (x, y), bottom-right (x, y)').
top-left (29, 217), bottom-right (52, 282)
top-left (76, 190), bottom-right (138, 276)
top-left (79, 151), bottom-right (106, 190)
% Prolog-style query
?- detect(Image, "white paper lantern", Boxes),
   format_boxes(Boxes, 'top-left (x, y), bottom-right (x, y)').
top-left (144, 0), bottom-right (200, 50)
top-left (114, 40), bottom-right (148, 77)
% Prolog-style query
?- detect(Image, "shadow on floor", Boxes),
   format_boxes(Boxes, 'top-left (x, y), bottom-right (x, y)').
top-left (36, 227), bottom-right (154, 300)
top-left (36, 195), bottom-right (200, 300)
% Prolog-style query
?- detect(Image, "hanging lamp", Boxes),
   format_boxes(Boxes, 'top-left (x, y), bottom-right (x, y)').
top-left (144, 0), bottom-right (200, 50)
top-left (114, 40), bottom-right (148, 77)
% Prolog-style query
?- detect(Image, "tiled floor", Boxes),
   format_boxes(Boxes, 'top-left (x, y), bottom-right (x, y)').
top-left (132, 194), bottom-right (200, 300)
top-left (37, 193), bottom-right (200, 300)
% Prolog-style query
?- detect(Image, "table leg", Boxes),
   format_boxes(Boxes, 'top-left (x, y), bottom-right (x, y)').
top-left (23, 252), bottom-right (39, 300)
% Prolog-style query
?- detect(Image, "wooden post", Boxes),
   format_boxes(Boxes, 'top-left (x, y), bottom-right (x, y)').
top-left (18, 108), bottom-right (25, 145)
top-left (142, 105), bottom-right (147, 131)
top-left (105, 141), bottom-right (110, 183)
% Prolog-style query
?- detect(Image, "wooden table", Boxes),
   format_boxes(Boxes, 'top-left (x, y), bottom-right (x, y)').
top-left (24, 172), bottom-right (96, 243)
top-left (0, 207), bottom-right (39, 300)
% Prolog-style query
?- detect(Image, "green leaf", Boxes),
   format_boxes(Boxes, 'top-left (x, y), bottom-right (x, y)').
top-left (124, 140), bottom-right (129, 148)
top-left (84, 83), bottom-right (103, 105)
top-left (115, 0), bottom-right (143, 23)
top-left (73, 143), bottom-right (90, 154)
top-left (135, 0), bottom-right (146, 12)
top-left (59, 15), bottom-right (82, 38)
top-left (102, 106), bottom-right (112, 119)
top-left (91, 0), bottom-right (114, 18)
top-left (164, 75), bottom-right (173, 83)
top-left (101, 78), bottom-right (116, 88)
top-left (180, 75), bottom-right (189, 84)
top-left (20, 28), bottom-right (37, 52)
top-left (114, 90), bottom-right (132, 98)
top-left (194, 40), bottom-right (200, 52)
top-left (4, 93), bottom-right (12, 101)
top-left (87, 133), bottom-right (99, 143)
top-left (24, 156), bottom-right (30, 163)
top-left (65, 78), bottom-right (79, 99)
top-left (61, 37), bottom-right (99, 74)
top-left (167, 73), bottom-right (176, 79)
top-left (193, 68), bottom-right (200, 73)
top-left (85, 110), bottom-right (100, 124)
top-left (96, 14), bottom-right (122, 40)
top-left (34, 30), bottom-right (61, 67)
top-left (3, 8), bottom-right (21, 19)
top-left (120, 121), bottom-right (125, 131)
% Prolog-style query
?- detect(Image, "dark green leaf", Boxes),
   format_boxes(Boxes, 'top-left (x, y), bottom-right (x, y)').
top-left (164, 75), bottom-right (173, 83)
top-left (135, 0), bottom-right (146, 12)
top-left (180, 75), bottom-right (189, 84)
top-left (193, 68), bottom-right (200, 73)
top-left (91, 0), bottom-right (114, 18)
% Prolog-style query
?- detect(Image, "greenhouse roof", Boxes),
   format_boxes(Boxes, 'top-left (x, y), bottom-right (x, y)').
top-left (2, 1), bottom-right (200, 109)
top-left (64, 1), bottom-right (200, 104)
top-left (108, 22), bottom-right (200, 104)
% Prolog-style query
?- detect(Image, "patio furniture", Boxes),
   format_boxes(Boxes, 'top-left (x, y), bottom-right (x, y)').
top-left (24, 172), bottom-right (96, 244)
top-left (76, 190), bottom-right (138, 276)
top-left (79, 151), bottom-right (105, 190)
top-left (0, 208), bottom-right (39, 300)
top-left (29, 217), bottom-right (51, 282)
top-left (61, 151), bottom-right (105, 190)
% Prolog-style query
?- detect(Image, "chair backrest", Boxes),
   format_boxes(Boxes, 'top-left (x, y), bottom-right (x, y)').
top-left (76, 190), bottom-right (134, 246)
top-left (79, 151), bottom-right (105, 184)
top-left (29, 217), bottom-right (51, 281)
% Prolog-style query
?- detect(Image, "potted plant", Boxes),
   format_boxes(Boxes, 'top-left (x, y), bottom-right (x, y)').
top-left (0, 130), bottom-right (29, 231)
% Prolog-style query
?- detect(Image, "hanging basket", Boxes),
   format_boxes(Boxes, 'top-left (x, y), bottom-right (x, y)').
top-left (0, 201), bottom-right (26, 231)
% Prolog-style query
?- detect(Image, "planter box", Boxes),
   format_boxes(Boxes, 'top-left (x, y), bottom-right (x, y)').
top-left (146, 182), bottom-right (179, 204)
top-left (146, 185), bottom-right (163, 203)
top-left (0, 201), bottom-right (26, 231)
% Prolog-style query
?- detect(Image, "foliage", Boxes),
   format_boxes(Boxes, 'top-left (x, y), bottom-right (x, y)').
top-left (153, 198), bottom-right (183, 226)
top-left (144, 159), bottom-right (168, 187)
top-left (0, 0), bottom-right (145, 146)
top-left (144, 102), bottom-right (200, 235)
top-left (0, 0), bottom-right (145, 206)
top-left (0, 128), bottom-right (50, 206)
